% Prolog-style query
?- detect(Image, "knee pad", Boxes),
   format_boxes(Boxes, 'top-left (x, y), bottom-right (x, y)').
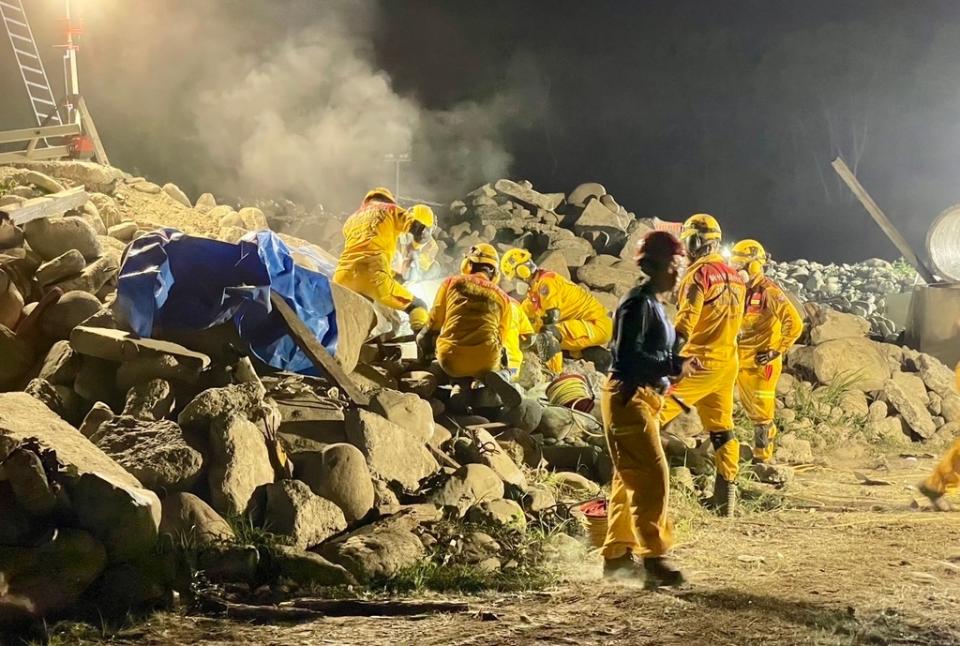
top-left (710, 430), bottom-right (735, 450)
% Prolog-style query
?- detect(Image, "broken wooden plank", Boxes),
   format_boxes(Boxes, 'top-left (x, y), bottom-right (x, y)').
top-left (77, 95), bottom-right (110, 166)
top-left (831, 157), bottom-right (937, 283)
top-left (289, 598), bottom-right (470, 616)
top-left (1, 186), bottom-right (88, 225)
top-left (0, 123), bottom-right (81, 145)
top-left (269, 290), bottom-right (370, 406)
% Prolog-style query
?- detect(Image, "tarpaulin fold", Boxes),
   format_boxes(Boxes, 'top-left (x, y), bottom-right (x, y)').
top-left (115, 228), bottom-right (337, 374)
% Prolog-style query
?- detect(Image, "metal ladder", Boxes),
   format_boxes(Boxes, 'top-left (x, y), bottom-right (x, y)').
top-left (0, 0), bottom-right (62, 126)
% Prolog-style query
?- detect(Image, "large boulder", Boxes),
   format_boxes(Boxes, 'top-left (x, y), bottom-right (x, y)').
top-left (14, 161), bottom-right (124, 194)
top-left (162, 182), bottom-right (191, 207)
top-left (430, 464), bottom-right (504, 515)
top-left (293, 444), bottom-right (375, 523)
top-left (810, 338), bottom-right (890, 392)
top-left (0, 529), bottom-right (107, 626)
top-left (807, 307), bottom-right (871, 344)
top-left (883, 380), bottom-right (937, 439)
top-left (368, 388), bottom-right (434, 442)
top-left (918, 354), bottom-right (957, 398)
top-left (0, 393), bottom-right (161, 552)
top-left (35, 250), bottom-right (86, 287)
top-left (493, 179), bottom-right (563, 211)
top-left (320, 524), bottom-right (425, 583)
top-left (890, 372), bottom-right (929, 406)
top-left (619, 221), bottom-right (655, 261)
top-left (572, 199), bottom-right (627, 239)
top-left (90, 417), bottom-right (203, 492)
top-left (568, 182), bottom-right (606, 207)
top-left (345, 409), bottom-right (438, 491)
top-left (49, 256), bottom-right (118, 295)
top-left (0, 325), bottom-right (34, 390)
top-left (40, 291), bottom-right (103, 340)
top-left (159, 492), bottom-right (235, 544)
top-left (207, 414), bottom-right (275, 517)
top-left (263, 479), bottom-right (347, 549)
top-left (122, 379), bottom-right (175, 421)
top-left (23, 216), bottom-right (102, 262)
top-left (178, 382), bottom-right (269, 439)
top-left (272, 545), bottom-right (356, 586)
top-left (331, 282), bottom-right (377, 373)
top-left (576, 261), bottom-right (641, 295)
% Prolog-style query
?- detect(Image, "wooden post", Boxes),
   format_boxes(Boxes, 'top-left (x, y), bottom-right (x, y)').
top-left (77, 95), bottom-right (110, 166)
top-left (269, 290), bottom-right (369, 406)
top-left (831, 157), bottom-right (936, 283)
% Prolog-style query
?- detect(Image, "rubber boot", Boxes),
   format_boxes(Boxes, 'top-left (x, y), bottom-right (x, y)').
top-left (918, 481), bottom-right (955, 512)
top-left (642, 557), bottom-right (686, 589)
top-left (708, 474), bottom-right (737, 517)
top-left (603, 553), bottom-right (642, 581)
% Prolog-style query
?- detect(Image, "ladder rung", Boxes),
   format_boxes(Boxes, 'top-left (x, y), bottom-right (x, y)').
top-left (9, 31), bottom-right (30, 43)
top-left (12, 47), bottom-right (38, 59)
top-left (3, 15), bottom-right (26, 28)
top-left (0, 0), bottom-right (24, 12)
top-left (31, 97), bottom-right (56, 106)
top-left (24, 80), bottom-right (51, 90)
top-left (20, 64), bottom-right (43, 75)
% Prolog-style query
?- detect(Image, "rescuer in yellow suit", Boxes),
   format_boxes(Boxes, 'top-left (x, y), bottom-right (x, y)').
top-left (659, 214), bottom-right (746, 516)
top-left (504, 298), bottom-right (535, 379)
top-left (332, 187), bottom-right (435, 331)
top-left (730, 239), bottom-right (804, 464)
top-left (918, 364), bottom-right (960, 512)
top-left (419, 243), bottom-right (514, 384)
top-left (500, 248), bottom-right (613, 373)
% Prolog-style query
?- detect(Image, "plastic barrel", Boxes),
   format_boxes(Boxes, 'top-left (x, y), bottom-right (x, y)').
top-left (926, 203), bottom-right (960, 282)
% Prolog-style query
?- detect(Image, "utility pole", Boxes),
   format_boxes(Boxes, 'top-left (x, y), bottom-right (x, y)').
top-left (60, 0), bottom-right (81, 124)
top-left (384, 153), bottom-right (410, 200)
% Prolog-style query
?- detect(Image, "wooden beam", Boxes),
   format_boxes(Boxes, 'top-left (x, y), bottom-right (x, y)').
top-left (77, 96), bottom-right (110, 166)
top-left (0, 123), bottom-right (81, 145)
top-left (831, 157), bottom-right (936, 283)
top-left (290, 598), bottom-right (470, 616)
top-left (0, 146), bottom-right (72, 164)
top-left (2, 186), bottom-right (88, 225)
top-left (269, 290), bottom-right (370, 406)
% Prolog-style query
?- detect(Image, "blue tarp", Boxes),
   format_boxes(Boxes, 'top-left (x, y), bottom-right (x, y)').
top-left (115, 228), bottom-right (337, 374)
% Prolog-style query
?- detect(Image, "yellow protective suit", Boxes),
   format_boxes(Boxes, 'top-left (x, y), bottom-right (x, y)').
top-left (736, 276), bottom-right (804, 462)
top-left (504, 299), bottom-right (534, 375)
top-left (428, 274), bottom-right (512, 379)
top-left (522, 270), bottom-right (613, 372)
top-left (332, 199), bottom-right (416, 310)
top-left (601, 378), bottom-right (674, 559)
top-left (923, 438), bottom-right (960, 496)
top-left (660, 253), bottom-right (745, 480)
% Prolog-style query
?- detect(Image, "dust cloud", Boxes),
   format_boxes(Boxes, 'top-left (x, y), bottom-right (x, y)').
top-left (78, 0), bottom-right (533, 212)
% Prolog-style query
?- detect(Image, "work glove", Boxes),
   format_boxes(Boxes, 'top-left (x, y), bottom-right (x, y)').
top-left (755, 349), bottom-right (781, 366)
top-left (416, 328), bottom-right (437, 360)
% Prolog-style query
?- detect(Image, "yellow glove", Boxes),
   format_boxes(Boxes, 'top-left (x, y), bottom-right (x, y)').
top-left (408, 306), bottom-right (429, 332)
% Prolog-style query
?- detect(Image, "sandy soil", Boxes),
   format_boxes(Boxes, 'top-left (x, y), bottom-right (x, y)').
top-left (48, 450), bottom-right (960, 646)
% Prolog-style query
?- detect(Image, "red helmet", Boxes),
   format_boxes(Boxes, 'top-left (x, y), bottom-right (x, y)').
top-left (635, 230), bottom-right (684, 265)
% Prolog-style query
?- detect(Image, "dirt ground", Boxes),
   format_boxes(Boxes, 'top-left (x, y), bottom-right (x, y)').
top-left (53, 450), bottom-right (960, 646)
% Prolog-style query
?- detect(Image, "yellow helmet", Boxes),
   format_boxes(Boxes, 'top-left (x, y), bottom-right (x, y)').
top-left (731, 239), bottom-right (767, 279)
top-left (500, 248), bottom-right (535, 281)
top-left (680, 213), bottom-right (722, 258)
top-left (680, 213), bottom-right (722, 242)
top-left (363, 186), bottom-right (395, 204)
top-left (460, 243), bottom-right (500, 278)
top-left (731, 239), bottom-right (767, 265)
top-left (407, 204), bottom-right (435, 229)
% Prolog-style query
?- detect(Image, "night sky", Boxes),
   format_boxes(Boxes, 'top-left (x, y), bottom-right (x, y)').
top-left (3, 1), bottom-right (960, 263)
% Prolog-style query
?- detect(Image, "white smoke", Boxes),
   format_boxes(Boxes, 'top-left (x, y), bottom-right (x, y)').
top-left (81, 0), bottom-right (535, 212)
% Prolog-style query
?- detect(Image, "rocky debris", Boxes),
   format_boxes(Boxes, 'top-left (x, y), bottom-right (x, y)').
top-left (883, 380), bottom-right (937, 438)
top-left (807, 306), bottom-right (872, 344)
top-left (293, 444), bottom-right (375, 523)
top-left (320, 514), bottom-right (427, 583)
top-left (162, 183), bottom-right (191, 207)
top-left (159, 492), bottom-right (235, 544)
top-left (430, 464), bottom-right (505, 515)
top-left (23, 216), bottom-right (102, 262)
top-left (767, 258), bottom-right (916, 340)
top-left (346, 409), bottom-right (438, 491)
top-left (467, 499), bottom-right (527, 531)
top-left (207, 414), bottom-right (275, 517)
top-left (90, 417), bottom-right (203, 491)
top-left (263, 479), bottom-right (347, 549)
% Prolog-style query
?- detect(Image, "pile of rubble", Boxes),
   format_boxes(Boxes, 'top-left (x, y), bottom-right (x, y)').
top-left (0, 162), bottom-right (599, 630)
top-left (767, 258), bottom-right (917, 341)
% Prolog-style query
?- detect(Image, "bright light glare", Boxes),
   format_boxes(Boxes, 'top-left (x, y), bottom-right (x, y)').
top-left (721, 243), bottom-right (733, 262)
top-left (407, 278), bottom-right (443, 309)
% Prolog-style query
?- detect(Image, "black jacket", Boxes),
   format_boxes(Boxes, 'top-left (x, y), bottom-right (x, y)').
top-left (610, 284), bottom-right (684, 390)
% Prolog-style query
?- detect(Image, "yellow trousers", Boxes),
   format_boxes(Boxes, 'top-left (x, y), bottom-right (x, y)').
top-left (437, 341), bottom-right (501, 379)
top-left (546, 317), bottom-right (614, 373)
top-left (332, 255), bottom-right (414, 311)
top-left (661, 357), bottom-right (740, 480)
top-left (601, 378), bottom-right (674, 560)
top-left (924, 438), bottom-right (960, 495)
top-left (737, 356), bottom-right (782, 463)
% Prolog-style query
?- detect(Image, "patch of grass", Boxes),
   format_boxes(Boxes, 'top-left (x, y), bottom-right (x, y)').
top-left (778, 370), bottom-right (870, 447)
top-left (226, 514), bottom-right (293, 552)
top-left (0, 177), bottom-right (15, 198)
top-left (891, 257), bottom-right (919, 282)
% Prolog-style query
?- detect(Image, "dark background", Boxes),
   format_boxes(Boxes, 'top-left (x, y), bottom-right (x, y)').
top-left (3, 1), bottom-right (959, 262)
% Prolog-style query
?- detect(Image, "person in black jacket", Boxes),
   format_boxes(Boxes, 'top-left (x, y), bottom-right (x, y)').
top-left (601, 230), bottom-right (701, 587)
